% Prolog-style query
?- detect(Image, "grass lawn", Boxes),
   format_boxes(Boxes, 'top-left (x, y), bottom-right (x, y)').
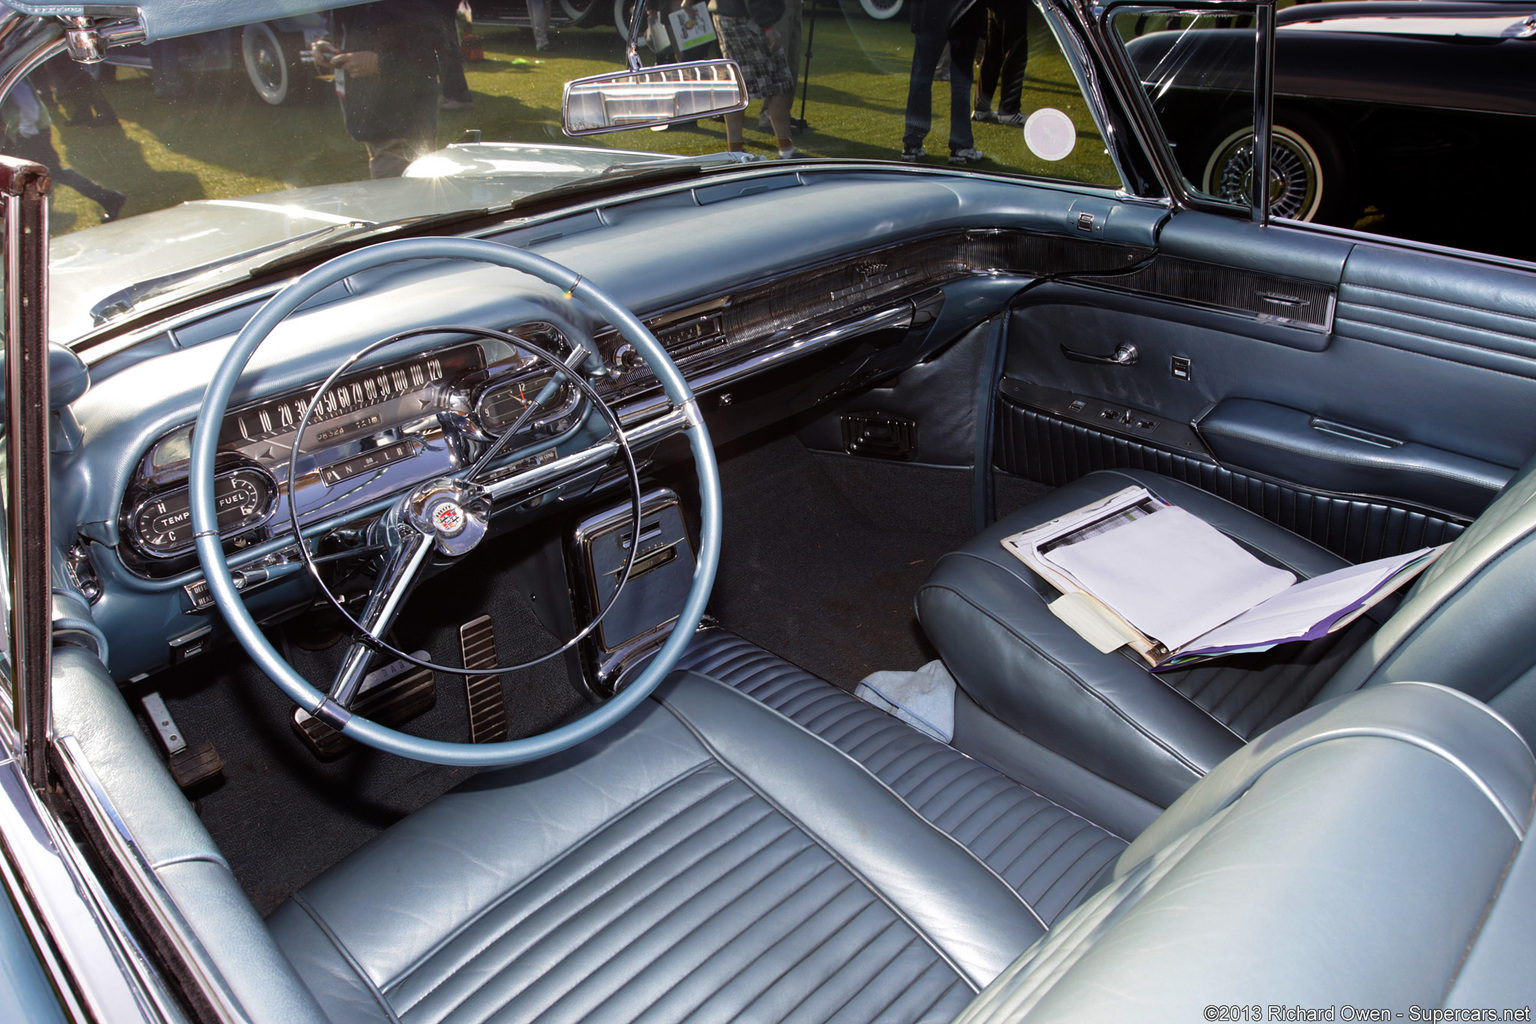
top-left (43, 5), bottom-right (1119, 235)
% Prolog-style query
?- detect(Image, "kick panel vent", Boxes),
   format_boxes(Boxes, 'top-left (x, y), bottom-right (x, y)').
top-left (842, 412), bottom-right (917, 460)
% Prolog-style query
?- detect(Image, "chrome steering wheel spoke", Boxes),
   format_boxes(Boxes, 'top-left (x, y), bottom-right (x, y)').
top-left (328, 522), bottom-right (433, 707)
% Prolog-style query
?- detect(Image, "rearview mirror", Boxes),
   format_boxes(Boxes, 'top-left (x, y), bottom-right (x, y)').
top-left (562, 60), bottom-right (748, 136)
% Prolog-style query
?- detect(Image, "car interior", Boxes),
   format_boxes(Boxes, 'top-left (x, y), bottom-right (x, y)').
top-left (13, 1), bottom-right (1536, 1020)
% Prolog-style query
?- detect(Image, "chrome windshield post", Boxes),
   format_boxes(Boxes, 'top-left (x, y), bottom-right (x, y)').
top-left (1, 155), bottom-right (52, 789)
top-left (1252, 0), bottom-right (1276, 224)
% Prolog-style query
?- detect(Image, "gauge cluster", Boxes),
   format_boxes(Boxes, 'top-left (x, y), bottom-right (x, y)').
top-left (116, 325), bottom-right (588, 578)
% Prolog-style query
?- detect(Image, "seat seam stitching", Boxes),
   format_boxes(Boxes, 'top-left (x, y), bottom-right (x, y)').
top-left (654, 868), bottom-right (859, 1023)
top-left (740, 898), bottom-right (907, 1023)
top-left (657, 689), bottom-right (1033, 987)
top-left (291, 892), bottom-right (404, 1024)
top-left (383, 759), bottom-right (724, 999)
top-left (405, 784), bottom-right (769, 1022)
top-left (518, 822), bottom-right (818, 1024)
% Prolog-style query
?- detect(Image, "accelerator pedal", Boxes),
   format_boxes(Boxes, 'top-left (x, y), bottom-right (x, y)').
top-left (141, 692), bottom-right (224, 790)
top-left (292, 652), bottom-right (436, 760)
top-left (459, 615), bottom-right (508, 743)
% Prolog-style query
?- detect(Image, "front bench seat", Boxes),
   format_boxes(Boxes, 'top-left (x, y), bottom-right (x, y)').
top-left (917, 461), bottom-right (1536, 808)
top-left (265, 659), bottom-right (1536, 1023)
top-left (267, 667), bottom-right (1102, 1024)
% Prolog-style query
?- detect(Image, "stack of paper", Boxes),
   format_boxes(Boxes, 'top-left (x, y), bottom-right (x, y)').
top-left (1002, 486), bottom-right (1444, 670)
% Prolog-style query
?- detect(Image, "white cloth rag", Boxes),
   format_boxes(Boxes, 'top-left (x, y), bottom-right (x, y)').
top-left (855, 660), bottom-right (956, 742)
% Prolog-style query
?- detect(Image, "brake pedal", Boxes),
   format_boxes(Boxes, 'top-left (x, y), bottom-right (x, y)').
top-left (292, 653), bottom-right (436, 760)
top-left (141, 692), bottom-right (224, 790)
top-left (460, 615), bottom-right (508, 743)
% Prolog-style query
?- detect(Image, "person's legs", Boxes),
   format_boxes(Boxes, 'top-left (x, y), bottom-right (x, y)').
top-left (945, 30), bottom-right (979, 155)
top-left (996, 7), bottom-right (1029, 118)
top-left (723, 110), bottom-right (746, 151)
top-left (365, 130), bottom-right (435, 178)
top-left (780, 0), bottom-right (804, 84)
top-left (902, 28), bottom-right (947, 153)
top-left (764, 93), bottom-right (795, 154)
top-left (527, 0), bottom-right (552, 50)
top-left (435, 8), bottom-right (473, 105)
top-left (975, 8), bottom-right (1002, 116)
top-left (12, 131), bottom-right (125, 218)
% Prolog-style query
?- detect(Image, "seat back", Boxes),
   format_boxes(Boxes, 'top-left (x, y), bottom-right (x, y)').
top-left (1316, 455), bottom-right (1536, 745)
top-left (954, 683), bottom-right (1536, 1022)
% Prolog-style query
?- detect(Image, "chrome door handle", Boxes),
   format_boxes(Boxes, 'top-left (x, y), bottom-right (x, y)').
top-left (1061, 342), bottom-right (1138, 366)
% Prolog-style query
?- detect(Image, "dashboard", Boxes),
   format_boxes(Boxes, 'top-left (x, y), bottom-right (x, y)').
top-left (53, 169), bottom-right (1170, 681)
top-left (116, 328), bottom-right (581, 578)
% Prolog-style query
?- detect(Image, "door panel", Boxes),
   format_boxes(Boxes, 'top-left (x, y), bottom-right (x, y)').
top-left (995, 391), bottom-right (1467, 564)
top-left (1199, 399), bottom-right (1510, 520)
top-left (1001, 211), bottom-right (1536, 557)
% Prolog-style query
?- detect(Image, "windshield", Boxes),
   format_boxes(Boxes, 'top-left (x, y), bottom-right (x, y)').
top-left (15, 0), bottom-right (1122, 345)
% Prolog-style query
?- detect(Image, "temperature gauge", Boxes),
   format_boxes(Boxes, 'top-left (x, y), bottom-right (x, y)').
top-left (128, 467), bottom-right (277, 558)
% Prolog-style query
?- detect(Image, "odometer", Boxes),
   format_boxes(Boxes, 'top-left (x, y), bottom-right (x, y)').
top-left (128, 467), bottom-right (276, 558)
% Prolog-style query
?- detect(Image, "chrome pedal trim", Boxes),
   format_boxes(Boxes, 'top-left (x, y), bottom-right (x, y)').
top-left (460, 615), bottom-right (509, 743)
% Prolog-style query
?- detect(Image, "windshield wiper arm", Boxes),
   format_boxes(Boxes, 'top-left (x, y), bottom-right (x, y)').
top-left (598, 151), bottom-right (763, 177)
top-left (88, 220), bottom-right (374, 325)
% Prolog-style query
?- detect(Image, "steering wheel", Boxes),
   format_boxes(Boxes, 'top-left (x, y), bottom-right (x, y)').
top-left (190, 237), bottom-right (721, 766)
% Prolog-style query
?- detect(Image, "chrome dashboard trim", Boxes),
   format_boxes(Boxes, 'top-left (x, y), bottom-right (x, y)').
top-left (479, 406), bottom-right (690, 503)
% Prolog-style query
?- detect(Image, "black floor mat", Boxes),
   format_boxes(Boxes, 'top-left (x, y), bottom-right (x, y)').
top-left (706, 434), bottom-right (978, 690)
top-left (148, 535), bottom-right (589, 916)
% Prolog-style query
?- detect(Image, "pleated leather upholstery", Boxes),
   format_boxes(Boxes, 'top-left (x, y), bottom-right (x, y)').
top-left (1155, 617), bottom-right (1374, 741)
top-left (996, 399), bottom-right (1467, 563)
top-left (677, 629), bottom-right (1127, 924)
top-left (269, 662), bottom-right (1123, 1024)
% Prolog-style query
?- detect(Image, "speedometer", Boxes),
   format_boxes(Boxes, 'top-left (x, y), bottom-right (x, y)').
top-left (127, 467), bottom-right (277, 558)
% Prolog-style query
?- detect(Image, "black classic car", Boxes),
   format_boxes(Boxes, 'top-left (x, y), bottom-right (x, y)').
top-left (1124, 0), bottom-right (1536, 259)
top-left (0, 0), bottom-right (1532, 1022)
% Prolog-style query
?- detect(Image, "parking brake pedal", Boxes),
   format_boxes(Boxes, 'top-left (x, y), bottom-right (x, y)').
top-left (292, 653), bottom-right (436, 760)
top-left (141, 692), bottom-right (224, 790)
top-left (460, 615), bottom-right (508, 743)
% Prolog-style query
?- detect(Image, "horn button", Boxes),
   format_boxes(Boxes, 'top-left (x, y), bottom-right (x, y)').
top-left (407, 480), bottom-right (488, 557)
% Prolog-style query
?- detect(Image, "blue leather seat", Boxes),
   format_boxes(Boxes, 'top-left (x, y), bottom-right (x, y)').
top-left (266, 632), bottom-right (1128, 1024)
top-left (917, 461), bottom-right (1536, 808)
top-left (262, 633), bottom-right (1536, 1023)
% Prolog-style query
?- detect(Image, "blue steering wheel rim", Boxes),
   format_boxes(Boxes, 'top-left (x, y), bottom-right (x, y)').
top-left (189, 236), bottom-right (721, 766)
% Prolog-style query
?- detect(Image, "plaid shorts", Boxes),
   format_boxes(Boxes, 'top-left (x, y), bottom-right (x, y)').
top-left (713, 14), bottom-right (795, 100)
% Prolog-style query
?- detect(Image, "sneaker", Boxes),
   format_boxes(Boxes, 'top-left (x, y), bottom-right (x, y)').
top-left (998, 112), bottom-right (1027, 127)
top-left (439, 97), bottom-right (474, 110)
top-left (972, 107), bottom-right (999, 123)
top-left (948, 147), bottom-right (985, 165)
top-left (99, 190), bottom-right (127, 222)
top-left (777, 147), bottom-right (801, 160)
top-left (755, 113), bottom-right (773, 133)
top-left (900, 146), bottom-right (926, 162)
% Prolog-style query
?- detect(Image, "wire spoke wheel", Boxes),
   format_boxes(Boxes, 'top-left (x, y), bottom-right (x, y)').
top-left (1202, 125), bottom-right (1325, 222)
